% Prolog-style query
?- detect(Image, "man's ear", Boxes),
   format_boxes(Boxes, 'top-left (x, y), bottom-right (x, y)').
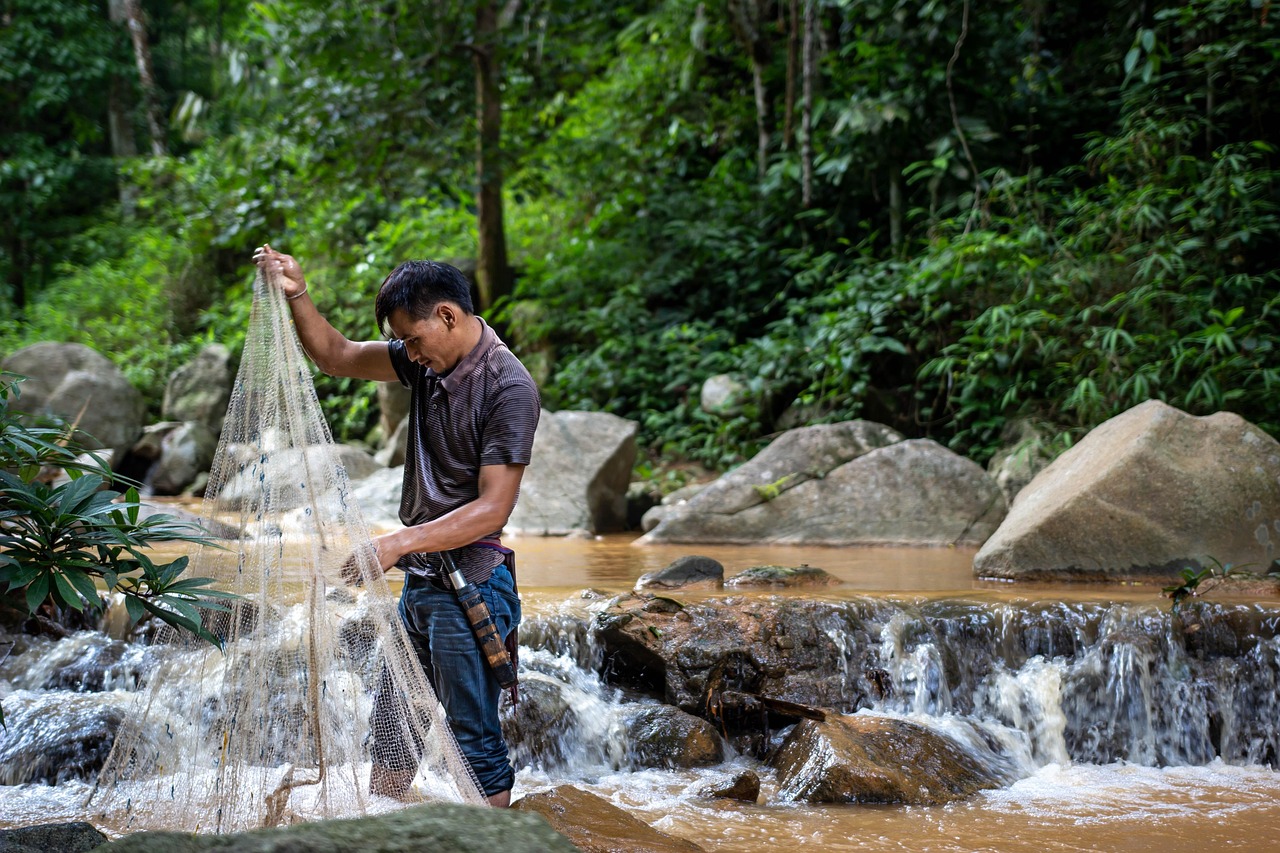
top-left (438, 303), bottom-right (456, 329)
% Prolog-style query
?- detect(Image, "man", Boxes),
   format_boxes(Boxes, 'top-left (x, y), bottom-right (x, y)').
top-left (253, 244), bottom-right (540, 808)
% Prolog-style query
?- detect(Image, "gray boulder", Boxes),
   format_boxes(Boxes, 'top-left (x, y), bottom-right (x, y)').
top-left (161, 344), bottom-right (233, 436)
top-left (376, 417), bottom-right (410, 468)
top-left (640, 423), bottom-right (1006, 547)
top-left (986, 419), bottom-right (1057, 505)
top-left (377, 380), bottom-right (412, 446)
top-left (700, 373), bottom-right (748, 417)
top-left (2, 342), bottom-right (145, 457)
top-left (350, 466), bottom-right (406, 530)
top-left (507, 410), bottom-right (638, 535)
top-left (974, 400), bottom-right (1280, 582)
top-left (148, 422), bottom-right (217, 496)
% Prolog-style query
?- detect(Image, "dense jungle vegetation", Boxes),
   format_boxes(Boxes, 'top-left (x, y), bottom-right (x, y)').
top-left (3, 0), bottom-right (1277, 480)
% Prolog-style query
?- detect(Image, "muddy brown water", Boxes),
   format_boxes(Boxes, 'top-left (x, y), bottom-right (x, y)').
top-left (4, 530), bottom-right (1279, 850)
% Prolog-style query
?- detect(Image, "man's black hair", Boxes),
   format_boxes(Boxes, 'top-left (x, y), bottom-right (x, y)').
top-left (375, 260), bottom-right (474, 335)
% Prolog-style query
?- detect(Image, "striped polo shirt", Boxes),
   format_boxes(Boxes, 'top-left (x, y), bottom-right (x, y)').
top-left (387, 317), bottom-right (540, 585)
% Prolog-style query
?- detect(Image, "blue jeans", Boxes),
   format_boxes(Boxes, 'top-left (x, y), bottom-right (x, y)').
top-left (378, 564), bottom-right (520, 797)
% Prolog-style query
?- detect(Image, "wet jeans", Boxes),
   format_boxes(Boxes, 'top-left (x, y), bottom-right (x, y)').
top-left (396, 564), bottom-right (520, 797)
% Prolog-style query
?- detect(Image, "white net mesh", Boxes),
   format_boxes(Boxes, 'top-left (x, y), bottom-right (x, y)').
top-left (87, 270), bottom-right (487, 833)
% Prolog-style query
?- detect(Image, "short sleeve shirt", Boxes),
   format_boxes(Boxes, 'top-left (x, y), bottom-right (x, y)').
top-left (387, 317), bottom-right (540, 584)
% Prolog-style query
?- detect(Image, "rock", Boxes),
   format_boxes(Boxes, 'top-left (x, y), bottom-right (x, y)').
top-left (626, 480), bottom-right (661, 530)
top-left (513, 785), bottom-right (705, 853)
top-left (0, 822), bottom-right (109, 853)
top-left (974, 401), bottom-right (1280, 582)
top-left (593, 593), bottom-right (887, 723)
top-left (0, 693), bottom-right (127, 785)
top-left (724, 565), bottom-right (840, 588)
top-left (2, 342), bottom-right (145, 457)
top-left (639, 483), bottom-right (708, 533)
top-left (95, 802), bottom-right (578, 853)
top-left (376, 417), bottom-right (411, 468)
top-left (507, 410), bottom-right (638, 535)
top-left (771, 713), bottom-right (1010, 805)
top-left (336, 443), bottom-right (383, 482)
top-left (625, 704), bottom-right (724, 768)
top-left (502, 673), bottom-right (581, 770)
top-left (377, 379), bottom-right (412, 445)
top-left (213, 446), bottom-right (375, 512)
top-left (986, 419), bottom-right (1057, 505)
top-left (700, 374), bottom-right (748, 417)
top-left (350, 466), bottom-right (406, 530)
top-left (148, 422), bottom-right (217, 496)
top-left (697, 770), bottom-right (760, 803)
top-left (635, 555), bottom-right (724, 591)
top-left (161, 344), bottom-right (233, 436)
top-left (641, 423), bottom-right (1006, 547)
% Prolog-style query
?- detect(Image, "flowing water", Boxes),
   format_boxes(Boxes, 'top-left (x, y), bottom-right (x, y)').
top-left (3, 533), bottom-right (1280, 851)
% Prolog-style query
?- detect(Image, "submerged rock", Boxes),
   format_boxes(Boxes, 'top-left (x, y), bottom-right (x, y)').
top-left (771, 713), bottom-right (1011, 805)
top-left (697, 769), bottom-right (761, 803)
top-left (724, 564), bottom-right (839, 588)
top-left (635, 555), bottom-right (724, 591)
top-left (513, 784), bottom-right (705, 853)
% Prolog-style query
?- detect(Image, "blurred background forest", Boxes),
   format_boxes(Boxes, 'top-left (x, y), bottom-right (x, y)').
top-left (3, 0), bottom-right (1277, 482)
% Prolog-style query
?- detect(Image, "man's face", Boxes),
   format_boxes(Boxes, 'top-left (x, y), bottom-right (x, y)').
top-left (387, 306), bottom-right (455, 373)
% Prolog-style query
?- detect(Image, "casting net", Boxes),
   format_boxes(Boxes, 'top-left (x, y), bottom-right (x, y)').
top-left (87, 270), bottom-right (486, 833)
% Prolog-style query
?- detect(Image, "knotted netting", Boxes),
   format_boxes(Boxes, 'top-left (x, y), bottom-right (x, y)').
top-left (88, 270), bottom-right (486, 833)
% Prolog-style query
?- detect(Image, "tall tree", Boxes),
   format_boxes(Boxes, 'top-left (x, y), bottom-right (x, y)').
top-left (473, 0), bottom-right (513, 310)
top-left (121, 0), bottom-right (168, 156)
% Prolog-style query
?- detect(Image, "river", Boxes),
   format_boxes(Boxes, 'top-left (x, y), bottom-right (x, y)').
top-left (3, 534), bottom-right (1280, 851)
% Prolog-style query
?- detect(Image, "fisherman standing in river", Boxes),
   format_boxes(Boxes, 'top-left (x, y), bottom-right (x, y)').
top-left (254, 244), bottom-right (540, 808)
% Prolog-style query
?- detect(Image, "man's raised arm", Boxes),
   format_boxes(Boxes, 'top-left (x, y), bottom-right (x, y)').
top-left (253, 244), bottom-right (398, 383)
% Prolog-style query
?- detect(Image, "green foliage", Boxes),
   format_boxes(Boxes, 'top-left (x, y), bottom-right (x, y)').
top-left (5, 0), bottom-right (1280, 479)
top-left (0, 374), bottom-right (233, 656)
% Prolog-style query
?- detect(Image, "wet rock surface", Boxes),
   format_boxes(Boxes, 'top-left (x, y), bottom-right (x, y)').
top-left (94, 802), bottom-right (578, 853)
top-left (771, 714), bottom-right (1011, 804)
top-left (0, 821), bottom-right (108, 853)
top-left (514, 784), bottom-right (705, 853)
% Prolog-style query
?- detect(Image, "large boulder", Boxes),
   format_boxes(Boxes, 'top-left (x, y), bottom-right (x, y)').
top-left (507, 410), bottom-right (638, 535)
top-left (161, 344), bottom-right (233, 436)
top-left (147, 422), bottom-right (217, 496)
top-left (0, 693), bottom-right (128, 785)
top-left (770, 713), bottom-right (1011, 805)
top-left (0, 822), bottom-right (108, 853)
top-left (95, 802), bottom-right (578, 853)
top-left (593, 593), bottom-right (889, 724)
top-left (640, 423), bottom-right (1006, 546)
top-left (513, 785), bottom-right (705, 853)
top-left (349, 466), bottom-right (406, 531)
top-left (974, 400), bottom-right (1280, 582)
top-left (2, 343), bottom-right (145, 457)
top-left (624, 704), bottom-right (724, 769)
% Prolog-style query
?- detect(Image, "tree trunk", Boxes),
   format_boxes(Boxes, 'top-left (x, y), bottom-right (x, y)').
top-left (122, 0), bottom-right (167, 157)
top-left (106, 0), bottom-right (139, 213)
top-left (800, 0), bottom-right (815, 208)
top-left (888, 165), bottom-right (903, 251)
top-left (727, 0), bottom-right (772, 182)
top-left (473, 0), bottom-right (512, 312)
top-left (783, 0), bottom-right (798, 150)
